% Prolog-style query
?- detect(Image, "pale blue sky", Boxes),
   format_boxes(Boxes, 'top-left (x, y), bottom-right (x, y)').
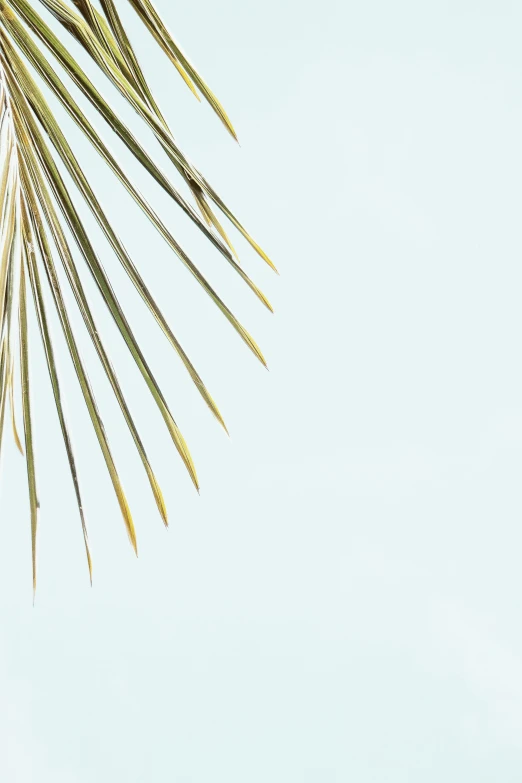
top-left (2, 0), bottom-right (522, 779)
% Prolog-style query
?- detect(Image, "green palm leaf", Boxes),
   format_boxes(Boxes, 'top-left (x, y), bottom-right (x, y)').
top-left (0, 0), bottom-right (275, 588)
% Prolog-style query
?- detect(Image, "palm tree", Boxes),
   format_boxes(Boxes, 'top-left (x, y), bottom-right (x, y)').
top-left (0, 0), bottom-right (275, 591)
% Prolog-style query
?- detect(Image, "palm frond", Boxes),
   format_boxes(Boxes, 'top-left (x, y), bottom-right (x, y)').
top-left (0, 0), bottom-right (275, 588)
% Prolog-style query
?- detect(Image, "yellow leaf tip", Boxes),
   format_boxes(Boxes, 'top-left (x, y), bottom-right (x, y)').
top-left (128, 528), bottom-right (138, 556)
top-left (227, 123), bottom-right (239, 144)
top-left (262, 253), bottom-right (279, 275)
top-left (214, 410), bottom-right (229, 435)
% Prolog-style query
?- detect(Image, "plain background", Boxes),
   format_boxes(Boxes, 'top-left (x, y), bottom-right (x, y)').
top-left (2, 0), bottom-right (522, 779)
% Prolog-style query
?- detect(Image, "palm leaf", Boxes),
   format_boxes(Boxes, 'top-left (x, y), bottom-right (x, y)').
top-left (0, 0), bottom-right (275, 589)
